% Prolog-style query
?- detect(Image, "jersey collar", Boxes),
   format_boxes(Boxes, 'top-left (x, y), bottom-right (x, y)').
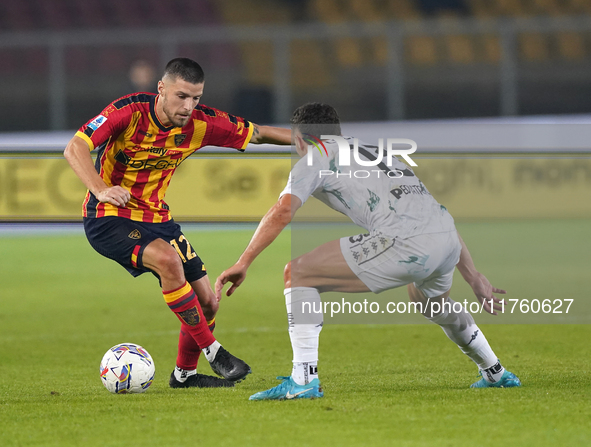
top-left (150, 95), bottom-right (176, 132)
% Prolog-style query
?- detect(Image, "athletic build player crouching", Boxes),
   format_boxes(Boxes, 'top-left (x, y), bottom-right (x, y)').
top-left (216, 103), bottom-right (521, 400)
top-left (64, 58), bottom-right (291, 389)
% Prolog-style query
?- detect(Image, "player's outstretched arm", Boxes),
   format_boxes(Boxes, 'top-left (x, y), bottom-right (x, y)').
top-left (249, 124), bottom-right (291, 145)
top-left (456, 232), bottom-right (507, 315)
top-left (215, 194), bottom-right (301, 299)
top-left (64, 135), bottom-right (130, 207)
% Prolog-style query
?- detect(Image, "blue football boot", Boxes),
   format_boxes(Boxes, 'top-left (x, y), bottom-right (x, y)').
top-left (471, 369), bottom-right (521, 388)
top-left (249, 376), bottom-right (324, 401)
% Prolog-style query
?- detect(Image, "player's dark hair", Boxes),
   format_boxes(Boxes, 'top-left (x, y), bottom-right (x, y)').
top-left (291, 102), bottom-right (341, 138)
top-left (163, 58), bottom-right (205, 84)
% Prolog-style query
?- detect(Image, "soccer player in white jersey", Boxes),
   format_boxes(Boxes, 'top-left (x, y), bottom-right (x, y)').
top-left (215, 103), bottom-right (521, 400)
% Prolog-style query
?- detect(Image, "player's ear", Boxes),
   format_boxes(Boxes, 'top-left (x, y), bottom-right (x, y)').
top-left (157, 80), bottom-right (165, 95)
top-left (295, 135), bottom-right (307, 157)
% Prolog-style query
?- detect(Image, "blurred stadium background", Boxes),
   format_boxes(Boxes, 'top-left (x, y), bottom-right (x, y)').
top-left (2, 0), bottom-right (591, 131)
top-left (1, 0), bottom-right (591, 223)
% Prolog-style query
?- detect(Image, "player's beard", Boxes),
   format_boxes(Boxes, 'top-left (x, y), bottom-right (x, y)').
top-left (167, 111), bottom-right (190, 128)
top-left (162, 102), bottom-right (190, 128)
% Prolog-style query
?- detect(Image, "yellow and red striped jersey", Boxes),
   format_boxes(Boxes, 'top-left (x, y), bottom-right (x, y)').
top-left (76, 93), bottom-right (253, 223)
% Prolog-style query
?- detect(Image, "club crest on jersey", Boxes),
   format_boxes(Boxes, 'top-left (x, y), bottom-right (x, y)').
top-left (174, 134), bottom-right (187, 147)
top-left (128, 229), bottom-right (141, 240)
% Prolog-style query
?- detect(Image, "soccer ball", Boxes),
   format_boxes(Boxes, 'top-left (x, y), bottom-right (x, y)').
top-left (99, 343), bottom-right (155, 394)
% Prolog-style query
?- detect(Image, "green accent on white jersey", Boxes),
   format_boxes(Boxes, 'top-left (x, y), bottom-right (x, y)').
top-left (366, 189), bottom-right (380, 212)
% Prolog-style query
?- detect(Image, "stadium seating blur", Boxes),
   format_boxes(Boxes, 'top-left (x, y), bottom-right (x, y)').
top-left (304, 0), bottom-right (590, 66)
top-left (2, 0), bottom-right (589, 76)
top-left (0, 0), bottom-right (227, 75)
top-left (214, 0), bottom-right (591, 98)
top-left (1, 0), bottom-right (590, 129)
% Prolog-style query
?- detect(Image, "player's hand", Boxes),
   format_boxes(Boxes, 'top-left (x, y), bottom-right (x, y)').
top-left (96, 186), bottom-right (130, 207)
top-left (215, 264), bottom-right (248, 300)
top-left (469, 271), bottom-right (506, 315)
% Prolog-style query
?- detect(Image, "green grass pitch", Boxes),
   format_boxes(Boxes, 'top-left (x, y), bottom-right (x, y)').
top-left (0, 219), bottom-right (590, 446)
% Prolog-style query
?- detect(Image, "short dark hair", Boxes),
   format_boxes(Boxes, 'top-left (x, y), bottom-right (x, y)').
top-left (290, 102), bottom-right (341, 138)
top-left (163, 58), bottom-right (205, 84)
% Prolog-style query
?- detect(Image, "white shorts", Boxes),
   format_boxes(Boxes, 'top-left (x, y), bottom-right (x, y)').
top-left (340, 230), bottom-right (461, 297)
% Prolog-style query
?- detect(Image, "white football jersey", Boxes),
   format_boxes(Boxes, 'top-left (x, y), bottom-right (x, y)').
top-left (280, 136), bottom-right (456, 239)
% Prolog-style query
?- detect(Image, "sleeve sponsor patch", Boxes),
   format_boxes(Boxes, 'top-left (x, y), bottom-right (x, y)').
top-left (88, 115), bottom-right (108, 131)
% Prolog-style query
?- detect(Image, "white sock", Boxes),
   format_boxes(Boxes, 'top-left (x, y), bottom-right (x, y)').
top-left (285, 287), bottom-right (323, 385)
top-left (424, 297), bottom-right (502, 379)
top-left (292, 362), bottom-right (319, 386)
top-left (481, 361), bottom-right (505, 383)
top-left (174, 365), bottom-right (197, 383)
top-left (203, 340), bottom-right (221, 363)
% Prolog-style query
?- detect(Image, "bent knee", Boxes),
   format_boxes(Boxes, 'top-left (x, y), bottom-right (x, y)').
top-left (407, 283), bottom-right (427, 304)
top-left (148, 242), bottom-right (184, 278)
top-left (199, 292), bottom-right (219, 320)
top-left (284, 262), bottom-right (291, 288)
top-left (408, 284), bottom-right (452, 317)
top-left (289, 257), bottom-right (308, 286)
top-left (158, 248), bottom-right (183, 271)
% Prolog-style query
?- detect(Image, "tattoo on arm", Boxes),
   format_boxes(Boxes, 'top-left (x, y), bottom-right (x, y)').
top-left (249, 124), bottom-right (262, 144)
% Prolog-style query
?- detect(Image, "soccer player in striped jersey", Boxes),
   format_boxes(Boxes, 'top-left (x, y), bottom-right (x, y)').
top-left (215, 103), bottom-right (521, 400)
top-left (64, 58), bottom-right (291, 388)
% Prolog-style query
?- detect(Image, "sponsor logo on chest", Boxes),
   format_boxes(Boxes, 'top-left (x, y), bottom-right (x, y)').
top-left (146, 147), bottom-right (167, 156)
top-left (128, 145), bottom-right (184, 157)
